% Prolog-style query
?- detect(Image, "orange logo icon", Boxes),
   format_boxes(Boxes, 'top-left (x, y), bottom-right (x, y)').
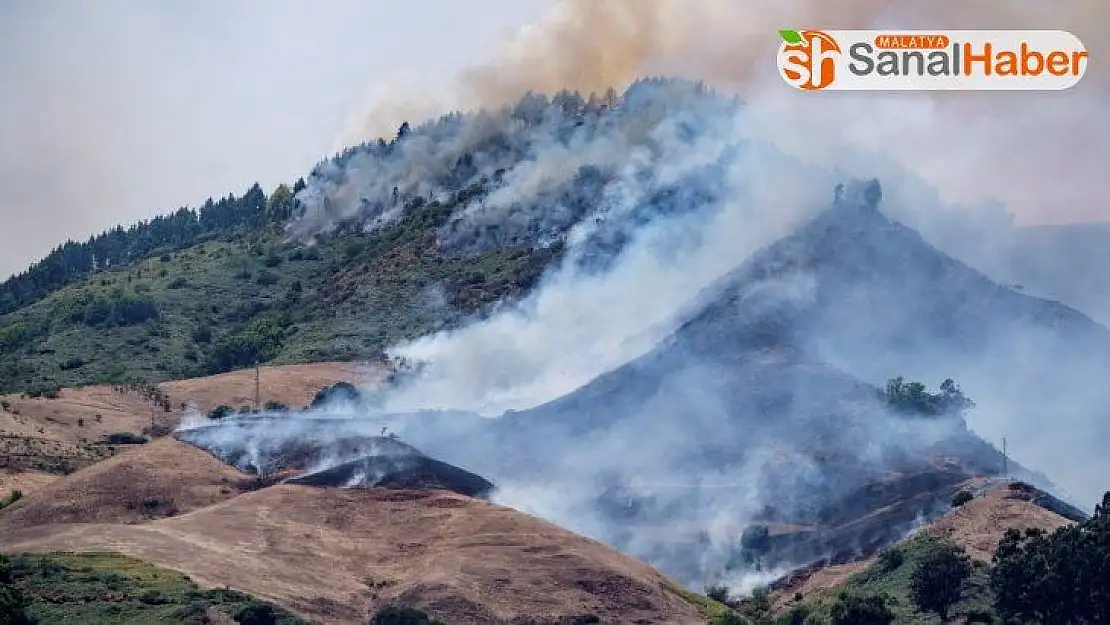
top-left (778, 29), bottom-right (842, 90)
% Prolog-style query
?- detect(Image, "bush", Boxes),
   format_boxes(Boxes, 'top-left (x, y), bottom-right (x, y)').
top-left (263, 401), bottom-right (288, 412)
top-left (705, 584), bottom-right (730, 603)
top-left (308, 382), bottom-right (362, 409)
top-left (369, 606), bottom-right (445, 625)
top-left (0, 490), bottom-right (22, 509)
top-left (876, 546), bottom-right (904, 572)
top-left (26, 384), bottom-right (61, 400)
top-left (829, 592), bottom-right (894, 625)
top-left (138, 590), bottom-right (170, 605)
top-left (910, 539), bottom-right (971, 620)
top-left (255, 270), bottom-right (280, 286)
top-left (59, 357), bottom-right (86, 371)
top-left (0, 584), bottom-right (31, 625)
top-left (103, 432), bottom-right (149, 445)
top-left (952, 489), bottom-right (975, 507)
top-left (209, 405), bottom-right (234, 420)
top-left (81, 292), bottom-right (160, 328)
top-left (167, 277), bottom-right (190, 290)
top-left (192, 325), bottom-right (213, 344)
top-left (0, 555), bottom-right (30, 624)
top-left (234, 601), bottom-right (280, 625)
top-left (708, 613), bottom-right (743, 625)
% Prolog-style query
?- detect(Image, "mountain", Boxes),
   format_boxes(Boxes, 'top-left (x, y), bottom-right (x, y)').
top-left (372, 179), bottom-right (1108, 589)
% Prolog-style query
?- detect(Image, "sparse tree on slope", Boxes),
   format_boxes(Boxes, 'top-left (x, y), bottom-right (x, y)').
top-left (910, 538), bottom-right (971, 620)
top-left (992, 491), bottom-right (1110, 624)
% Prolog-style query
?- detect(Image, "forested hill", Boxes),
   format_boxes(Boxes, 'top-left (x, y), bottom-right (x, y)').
top-left (0, 181), bottom-right (299, 316)
top-left (0, 78), bottom-right (730, 395)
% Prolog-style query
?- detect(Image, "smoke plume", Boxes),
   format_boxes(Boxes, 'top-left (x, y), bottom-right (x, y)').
top-left (338, 0), bottom-right (1110, 225)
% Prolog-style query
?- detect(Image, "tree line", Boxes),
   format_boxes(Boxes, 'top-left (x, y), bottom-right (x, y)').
top-left (0, 180), bottom-right (303, 316)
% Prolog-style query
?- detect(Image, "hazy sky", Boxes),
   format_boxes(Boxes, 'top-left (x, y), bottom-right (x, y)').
top-left (0, 0), bottom-right (551, 278)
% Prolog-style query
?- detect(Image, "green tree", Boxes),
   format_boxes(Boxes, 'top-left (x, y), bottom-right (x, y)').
top-left (0, 556), bottom-right (31, 625)
top-left (829, 592), bottom-right (894, 625)
top-left (267, 184), bottom-right (295, 223)
top-left (910, 539), bottom-right (971, 620)
top-left (952, 490), bottom-right (974, 507)
top-left (992, 491), bottom-right (1110, 624)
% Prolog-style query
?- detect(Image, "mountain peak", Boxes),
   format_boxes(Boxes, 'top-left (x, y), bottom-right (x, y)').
top-left (833, 177), bottom-right (883, 217)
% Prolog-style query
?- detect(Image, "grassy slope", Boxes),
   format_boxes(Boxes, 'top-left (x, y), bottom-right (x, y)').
top-left (0, 197), bottom-right (559, 394)
top-left (792, 534), bottom-right (995, 624)
top-left (5, 552), bottom-right (306, 624)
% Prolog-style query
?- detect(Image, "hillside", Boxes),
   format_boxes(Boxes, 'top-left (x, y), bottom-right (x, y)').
top-left (767, 481), bottom-right (1081, 623)
top-left (0, 362), bottom-right (367, 503)
top-left (0, 78), bottom-right (735, 396)
top-left (366, 180), bottom-right (1096, 589)
top-left (0, 439), bottom-right (715, 624)
top-left (0, 206), bottom-right (555, 395)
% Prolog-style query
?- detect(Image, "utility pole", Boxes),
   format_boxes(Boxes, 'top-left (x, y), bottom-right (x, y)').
top-left (1002, 437), bottom-right (1008, 480)
top-left (254, 362), bottom-right (261, 412)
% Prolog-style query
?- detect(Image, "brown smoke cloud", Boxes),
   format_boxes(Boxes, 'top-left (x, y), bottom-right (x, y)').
top-left (340, 0), bottom-right (1110, 224)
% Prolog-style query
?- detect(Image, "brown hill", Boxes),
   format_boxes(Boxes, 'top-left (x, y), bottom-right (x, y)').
top-left (2, 484), bottom-right (706, 624)
top-left (0, 437), bottom-right (251, 531)
top-left (0, 362), bottom-right (369, 498)
top-left (925, 481), bottom-right (1076, 562)
top-left (160, 361), bottom-right (378, 413)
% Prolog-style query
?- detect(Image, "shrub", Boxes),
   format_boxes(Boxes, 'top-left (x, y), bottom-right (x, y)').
top-left (103, 432), bottom-right (149, 445)
top-left (0, 582), bottom-right (31, 625)
top-left (910, 539), bottom-right (971, 620)
top-left (952, 490), bottom-right (975, 507)
top-left (138, 590), bottom-right (170, 605)
top-left (263, 401), bottom-right (289, 412)
top-left (191, 325), bottom-right (213, 344)
top-left (59, 357), bottom-right (86, 371)
top-left (876, 546), bottom-right (904, 572)
top-left (370, 606), bottom-right (445, 625)
top-left (0, 490), bottom-right (22, 509)
top-left (705, 584), bottom-right (730, 603)
top-left (308, 382), bottom-right (362, 409)
top-left (167, 277), bottom-right (190, 290)
top-left (234, 601), bottom-right (279, 625)
top-left (708, 613), bottom-right (743, 625)
top-left (829, 592), bottom-right (894, 625)
top-left (209, 405), bottom-right (234, 420)
top-left (255, 270), bottom-right (280, 286)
